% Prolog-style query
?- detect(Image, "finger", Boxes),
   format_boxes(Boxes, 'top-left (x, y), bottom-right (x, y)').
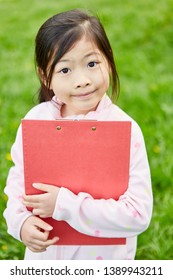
top-left (29, 236), bottom-right (59, 251)
top-left (30, 231), bottom-right (50, 246)
top-left (39, 213), bottom-right (51, 218)
top-left (43, 236), bottom-right (60, 247)
top-left (32, 208), bottom-right (50, 218)
top-left (28, 237), bottom-right (59, 252)
top-left (28, 233), bottom-right (49, 245)
top-left (34, 217), bottom-right (53, 232)
top-left (26, 233), bottom-right (59, 252)
top-left (26, 229), bottom-right (49, 245)
top-left (27, 244), bottom-right (47, 253)
top-left (23, 194), bottom-right (42, 203)
top-left (23, 200), bottom-right (39, 209)
top-left (32, 208), bottom-right (42, 216)
top-left (33, 183), bottom-right (55, 192)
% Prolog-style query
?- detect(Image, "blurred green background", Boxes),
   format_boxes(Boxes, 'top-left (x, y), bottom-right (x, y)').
top-left (0, 0), bottom-right (173, 259)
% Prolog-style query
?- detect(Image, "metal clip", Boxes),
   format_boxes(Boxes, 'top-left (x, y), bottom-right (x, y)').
top-left (56, 125), bottom-right (61, 130)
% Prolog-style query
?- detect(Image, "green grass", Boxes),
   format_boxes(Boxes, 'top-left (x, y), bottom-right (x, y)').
top-left (0, 0), bottom-right (173, 260)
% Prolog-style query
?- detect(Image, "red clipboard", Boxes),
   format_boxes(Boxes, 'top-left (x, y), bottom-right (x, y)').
top-left (22, 119), bottom-right (131, 245)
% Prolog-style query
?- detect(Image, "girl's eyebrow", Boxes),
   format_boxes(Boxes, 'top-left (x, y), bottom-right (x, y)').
top-left (58, 58), bottom-right (70, 63)
top-left (58, 51), bottom-right (101, 64)
top-left (84, 51), bottom-right (102, 58)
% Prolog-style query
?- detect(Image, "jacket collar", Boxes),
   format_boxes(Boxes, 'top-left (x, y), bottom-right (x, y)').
top-left (49, 94), bottom-right (113, 120)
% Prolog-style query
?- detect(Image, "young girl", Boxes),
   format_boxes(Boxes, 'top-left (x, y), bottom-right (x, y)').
top-left (4, 9), bottom-right (153, 260)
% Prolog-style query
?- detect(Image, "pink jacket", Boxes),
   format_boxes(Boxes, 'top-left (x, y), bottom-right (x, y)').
top-left (4, 94), bottom-right (153, 260)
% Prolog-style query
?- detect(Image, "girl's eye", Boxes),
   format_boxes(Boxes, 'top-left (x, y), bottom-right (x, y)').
top-left (88, 61), bottom-right (98, 68)
top-left (59, 68), bottom-right (70, 74)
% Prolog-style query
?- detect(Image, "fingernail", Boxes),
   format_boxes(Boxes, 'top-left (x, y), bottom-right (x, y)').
top-left (48, 226), bottom-right (53, 231)
top-left (54, 237), bottom-right (59, 243)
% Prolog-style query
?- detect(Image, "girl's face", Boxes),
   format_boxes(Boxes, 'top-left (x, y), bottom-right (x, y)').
top-left (50, 35), bottom-right (110, 117)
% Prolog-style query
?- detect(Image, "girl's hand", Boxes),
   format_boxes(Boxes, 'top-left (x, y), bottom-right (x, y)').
top-left (20, 215), bottom-right (59, 252)
top-left (23, 183), bottom-right (60, 218)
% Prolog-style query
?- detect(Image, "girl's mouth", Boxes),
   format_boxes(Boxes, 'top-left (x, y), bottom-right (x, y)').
top-left (72, 91), bottom-right (95, 99)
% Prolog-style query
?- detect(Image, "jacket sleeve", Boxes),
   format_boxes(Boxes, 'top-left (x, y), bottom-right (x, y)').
top-left (53, 121), bottom-right (153, 238)
top-left (3, 102), bottom-right (56, 241)
top-left (3, 125), bottom-right (33, 241)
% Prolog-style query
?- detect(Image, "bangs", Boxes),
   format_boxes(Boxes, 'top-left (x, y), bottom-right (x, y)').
top-left (46, 26), bottom-right (85, 88)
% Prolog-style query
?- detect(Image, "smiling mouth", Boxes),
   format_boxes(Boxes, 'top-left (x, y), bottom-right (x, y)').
top-left (72, 91), bottom-right (95, 99)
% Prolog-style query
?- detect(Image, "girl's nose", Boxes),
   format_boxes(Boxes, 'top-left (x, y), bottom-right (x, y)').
top-left (74, 73), bottom-right (91, 88)
top-left (76, 82), bottom-right (90, 88)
